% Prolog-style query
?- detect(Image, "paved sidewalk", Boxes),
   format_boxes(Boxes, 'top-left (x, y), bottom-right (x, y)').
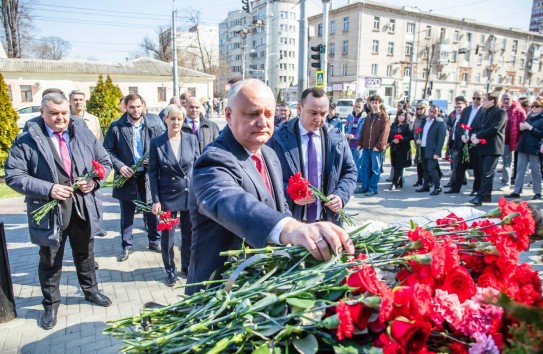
top-left (0, 162), bottom-right (542, 353)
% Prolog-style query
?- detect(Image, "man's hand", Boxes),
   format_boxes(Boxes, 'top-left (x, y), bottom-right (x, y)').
top-left (50, 184), bottom-right (74, 201)
top-left (433, 154), bottom-right (440, 160)
top-left (471, 135), bottom-right (480, 144)
top-left (119, 165), bottom-right (134, 178)
top-left (293, 195), bottom-right (317, 206)
top-left (356, 146), bottom-right (362, 151)
top-left (324, 194), bottom-right (343, 213)
top-left (74, 179), bottom-right (95, 194)
top-left (461, 135), bottom-right (468, 144)
top-left (279, 220), bottom-right (355, 261)
top-left (416, 139), bottom-right (421, 145)
top-left (152, 202), bottom-right (161, 215)
top-left (373, 147), bottom-right (380, 152)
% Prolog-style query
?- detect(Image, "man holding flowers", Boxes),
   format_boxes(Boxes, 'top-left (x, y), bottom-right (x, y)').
top-left (187, 79), bottom-right (355, 294)
top-left (5, 93), bottom-right (113, 330)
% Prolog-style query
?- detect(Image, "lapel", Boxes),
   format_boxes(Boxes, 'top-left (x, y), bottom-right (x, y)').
top-left (262, 148), bottom-right (284, 211)
top-left (120, 115), bottom-right (135, 156)
top-left (320, 126), bottom-right (330, 195)
top-left (39, 122), bottom-right (68, 178)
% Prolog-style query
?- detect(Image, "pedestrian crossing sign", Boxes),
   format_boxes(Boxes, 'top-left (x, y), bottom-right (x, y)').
top-left (316, 71), bottom-right (325, 88)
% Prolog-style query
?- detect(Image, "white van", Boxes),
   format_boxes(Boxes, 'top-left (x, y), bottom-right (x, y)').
top-left (335, 99), bottom-right (355, 120)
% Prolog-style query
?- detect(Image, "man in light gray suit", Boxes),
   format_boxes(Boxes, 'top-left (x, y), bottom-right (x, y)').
top-left (187, 79), bottom-right (354, 294)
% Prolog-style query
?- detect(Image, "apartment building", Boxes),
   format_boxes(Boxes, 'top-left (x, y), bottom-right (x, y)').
top-left (308, 1), bottom-right (543, 107)
top-left (531, 0), bottom-right (543, 33)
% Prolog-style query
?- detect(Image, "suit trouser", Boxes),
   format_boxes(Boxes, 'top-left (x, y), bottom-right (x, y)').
top-left (120, 174), bottom-right (159, 250)
top-left (421, 154), bottom-right (441, 189)
top-left (160, 210), bottom-right (192, 274)
top-left (501, 144), bottom-right (513, 185)
top-left (476, 154), bottom-right (500, 201)
top-left (513, 152), bottom-right (542, 195)
top-left (38, 212), bottom-right (97, 311)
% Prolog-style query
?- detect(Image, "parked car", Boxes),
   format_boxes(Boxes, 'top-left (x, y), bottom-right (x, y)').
top-left (386, 108), bottom-right (397, 121)
top-left (335, 99), bottom-right (355, 120)
top-left (287, 102), bottom-right (298, 117)
top-left (16, 105), bottom-right (41, 130)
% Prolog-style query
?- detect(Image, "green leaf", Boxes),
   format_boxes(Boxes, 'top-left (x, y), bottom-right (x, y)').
top-left (293, 334), bottom-right (318, 354)
top-left (253, 294), bottom-right (279, 311)
top-left (286, 298), bottom-right (316, 310)
top-left (322, 289), bottom-right (345, 301)
top-left (253, 343), bottom-right (272, 354)
top-left (333, 345), bottom-right (361, 354)
top-left (237, 298), bottom-right (252, 315)
top-left (301, 300), bottom-right (326, 325)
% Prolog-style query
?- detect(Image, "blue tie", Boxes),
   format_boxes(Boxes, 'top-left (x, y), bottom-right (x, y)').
top-left (306, 132), bottom-right (318, 222)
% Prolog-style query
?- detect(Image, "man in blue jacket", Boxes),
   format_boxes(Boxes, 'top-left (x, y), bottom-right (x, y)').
top-left (270, 88), bottom-right (357, 225)
top-left (5, 93), bottom-right (113, 330)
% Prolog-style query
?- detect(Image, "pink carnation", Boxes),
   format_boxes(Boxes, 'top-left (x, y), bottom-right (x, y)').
top-left (468, 333), bottom-right (499, 354)
top-left (430, 289), bottom-right (463, 327)
top-left (455, 300), bottom-right (503, 336)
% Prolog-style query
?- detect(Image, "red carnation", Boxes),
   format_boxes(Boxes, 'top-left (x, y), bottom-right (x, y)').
top-left (286, 172), bottom-right (311, 201)
top-left (393, 134), bottom-right (403, 140)
top-left (479, 138), bottom-right (487, 144)
top-left (91, 160), bottom-right (106, 180)
top-left (336, 299), bottom-right (354, 340)
top-left (389, 318), bottom-right (432, 352)
top-left (415, 128), bottom-right (423, 133)
top-left (438, 266), bottom-right (476, 303)
top-left (407, 226), bottom-right (436, 251)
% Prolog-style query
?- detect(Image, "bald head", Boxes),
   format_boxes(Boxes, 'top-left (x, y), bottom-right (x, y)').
top-left (228, 79), bottom-right (274, 111)
top-left (186, 97), bottom-right (201, 119)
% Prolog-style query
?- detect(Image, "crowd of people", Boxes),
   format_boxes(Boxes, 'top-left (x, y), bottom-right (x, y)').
top-left (5, 78), bottom-right (543, 330)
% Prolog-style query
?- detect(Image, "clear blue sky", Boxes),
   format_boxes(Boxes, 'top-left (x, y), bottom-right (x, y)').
top-left (25, 0), bottom-right (533, 62)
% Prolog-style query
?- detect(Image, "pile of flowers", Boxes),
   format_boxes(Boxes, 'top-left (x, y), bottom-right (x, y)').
top-left (105, 198), bottom-right (543, 353)
top-left (133, 201), bottom-right (179, 231)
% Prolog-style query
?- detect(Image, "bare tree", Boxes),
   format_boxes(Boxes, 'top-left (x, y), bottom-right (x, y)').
top-left (33, 36), bottom-right (71, 60)
top-left (178, 9), bottom-right (219, 75)
top-left (0, 0), bottom-right (32, 58)
top-left (138, 26), bottom-right (172, 62)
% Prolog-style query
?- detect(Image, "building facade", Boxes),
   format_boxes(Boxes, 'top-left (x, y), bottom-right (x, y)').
top-left (1, 57), bottom-right (215, 112)
top-left (531, 0), bottom-right (543, 33)
top-left (308, 1), bottom-right (543, 107)
top-left (219, 0), bottom-right (319, 97)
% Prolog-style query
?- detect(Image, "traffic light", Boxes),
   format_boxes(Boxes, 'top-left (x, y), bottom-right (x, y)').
top-left (311, 44), bottom-right (323, 70)
top-left (241, 0), bottom-right (250, 13)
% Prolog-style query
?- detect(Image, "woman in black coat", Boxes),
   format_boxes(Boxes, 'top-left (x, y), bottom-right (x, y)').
top-left (388, 110), bottom-right (413, 190)
top-left (148, 104), bottom-right (200, 286)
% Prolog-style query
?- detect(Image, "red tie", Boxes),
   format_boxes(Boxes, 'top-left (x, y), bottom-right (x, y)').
top-left (251, 153), bottom-right (271, 194)
top-left (54, 132), bottom-right (72, 180)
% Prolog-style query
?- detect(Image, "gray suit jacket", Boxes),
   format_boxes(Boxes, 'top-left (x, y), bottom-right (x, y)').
top-left (5, 119), bottom-right (112, 246)
top-left (421, 117), bottom-right (447, 158)
top-left (148, 132), bottom-right (199, 212)
top-left (269, 118), bottom-right (357, 225)
top-left (187, 126), bottom-right (291, 294)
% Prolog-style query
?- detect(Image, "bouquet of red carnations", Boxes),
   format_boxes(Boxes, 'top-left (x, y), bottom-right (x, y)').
top-left (132, 200), bottom-right (179, 231)
top-left (31, 160), bottom-right (106, 224)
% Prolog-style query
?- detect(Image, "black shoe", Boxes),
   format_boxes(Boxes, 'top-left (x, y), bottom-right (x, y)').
top-left (166, 273), bottom-right (177, 287)
top-left (444, 189), bottom-right (460, 194)
top-left (364, 191), bottom-right (378, 197)
top-left (416, 187), bottom-right (430, 192)
top-left (118, 249), bottom-right (133, 262)
top-left (149, 244), bottom-right (161, 253)
top-left (505, 192), bottom-right (521, 198)
top-left (468, 197), bottom-right (483, 206)
top-left (444, 182), bottom-right (452, 188)
top-left (39, 309), bottom-right (57, 330)
top-left (413, 180), bottom-right (423, 187)
top-left (429, 188), bottom-right (442, 196)
top-left (85, 292), bottom-right (112, 307)
top-left (533, 193), bottom-right (541, 200)
top-left (462, 179), bottom-right (468, 185)
top-left (96, 230), bottom-right (107, 237)
top-left (469, 191), bottom-right (477, 196)
top-left (429, 183), bottom-right (434, 188)
top-left (389, 184), bottom-right (396, 191)
top-left (95, 261), bottom-right (99, 270)
top-left (179, 269), bottom-right (188, 279)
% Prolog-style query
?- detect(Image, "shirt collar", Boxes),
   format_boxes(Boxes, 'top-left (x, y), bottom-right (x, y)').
top-left (298, 120), bottom-right (321, 137)
top-left (126, 116), bottom-right (145, 128)
top-left (44, 123), bottom-right (67, 138)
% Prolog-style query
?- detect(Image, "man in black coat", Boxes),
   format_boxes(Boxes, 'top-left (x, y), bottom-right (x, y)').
top-left (182, 97), bottom-right (220, 153)
top-left (103, 94), bottom-right (166, 261)
top-left (468, 92), bottom-right (508, 206)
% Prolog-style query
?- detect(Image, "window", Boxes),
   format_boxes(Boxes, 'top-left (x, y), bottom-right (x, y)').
top-left (436, 89), bottom-right (441, 99)
top-left (466, 33), bottom-right (472, 46)
top-left (373, 16), bottom-right (380, 30)
top-left (341, 63), bottom-right (348, 76)
top-left (342, 40), bottom-right (349, 54)
top-left (329, 42), bottom-right (335, 55)
top-left (476, 73), bottom-right (481, 82)
top-left (386, 65), bottom-right (392, 77)
top-left (450, 51), bottom-right (457, 62)
top-left (129, 86), bottom-right (138, 94)
top-left (387, 42), bottom-right (394, 56)
top-left (454, 30), bottom-right (460, 42)
top-left (403, 67), bottom-right (410, 77)
top-left (407, 22), bottom-right (415, 34)
top-left (157, 87), bottom-right (166, 102)
top-left (521, 58), bottom-right (525, 68)
top-left (512, 40), bottom-right (518, 52)
top-left (20, 85), bottom-right (32, 102)
top-left (449, 90), bottom-right (454, 102)
top-left (371, 64), bottom-right (378, 76)
top-left (422, 69), bottom-right (428, 79)
top-left (440, 28), bottom-right (446, 41)
top-left (462, 72), bottom-right (469, 82)
top-left (330, 20), bottom-right (336, 34)
top-left (389, 19), bottom-right (396, 33)
top-left (372, 40), bottom-right (379, 54)
top-left (343, 17), bottom-right (349, 31)
top-left (510, 53), bottom-right (516, 65)
top-left (518, 75), bottom-right (523, 85)
top-left (280, 37), bottom-right (288, 44)
top-left (425, 25), bottom-right (432, 38)
top-left (477, 54), bottom-right (483, 65)
top-left (318, 23), bottom-right (322, 36)
top-left (7, 85), bottom-right (12, 101)
top-left (405, 42), bottom-right (413, 56)
top-left (480, 34), bottom-right (485, 44)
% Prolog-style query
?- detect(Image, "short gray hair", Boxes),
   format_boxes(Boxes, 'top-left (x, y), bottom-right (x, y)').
top-left (227, 79), bottom-right (273, 110)
top-left (69, 89), bottom-right (85, 100)
top-left (41, 93), bottom-right (68, 108)
top-left (163, 104), bottom-right (186, 119)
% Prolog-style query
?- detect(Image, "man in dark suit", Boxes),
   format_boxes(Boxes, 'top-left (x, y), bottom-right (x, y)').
top-left (270, 88), bottom-right (357, 225)
top-left (103, 93), bottom-right (166, 262)
top-left (5, 93), bottom-right (113, 330)
top-left (415, 105), bottom-right (447, 195)
top-left (182, 97), bottom-right (220, 153)
top-left (187, 79), bottom-right (354, 294)
top-left (468, 92), bottom-right (507, 206)
top-left (445, 91), bottom-right (485, 194)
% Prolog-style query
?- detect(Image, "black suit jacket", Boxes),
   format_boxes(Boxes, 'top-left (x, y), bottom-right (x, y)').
top-left (472, 105), bottom-right (507, 156)
top-left (420, 117), bottom-right (447, 158)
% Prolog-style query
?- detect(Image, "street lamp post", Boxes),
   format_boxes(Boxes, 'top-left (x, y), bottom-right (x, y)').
top-left (321, 0), bottom-right (330, 90)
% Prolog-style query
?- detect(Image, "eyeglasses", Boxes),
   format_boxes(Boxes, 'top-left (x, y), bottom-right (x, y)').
top-left (533, 105), bottom-right (542, 108)
top-left (416, 108), bottom-right (425, 110)
top-left (472, 97), bottom-right (482, 100)
top-left (354, 106), bottom-right (363, 108)
top-left (501, 98), bottom-right (510, 101)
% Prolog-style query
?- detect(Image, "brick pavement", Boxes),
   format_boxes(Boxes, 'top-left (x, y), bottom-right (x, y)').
top-left (1, 160), bottom-right (542, 353)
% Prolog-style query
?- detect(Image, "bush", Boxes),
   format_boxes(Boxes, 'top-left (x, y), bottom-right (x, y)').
top-left (87, 74), bottom-right (123, 132)
top-left (0, 73), bottom-right (20, 167)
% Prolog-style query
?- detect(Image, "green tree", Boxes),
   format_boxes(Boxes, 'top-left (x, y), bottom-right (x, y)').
top-left (0, 72), bottom-right (19, 167)
top-left (87, 74), bottom-right (123, 132)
